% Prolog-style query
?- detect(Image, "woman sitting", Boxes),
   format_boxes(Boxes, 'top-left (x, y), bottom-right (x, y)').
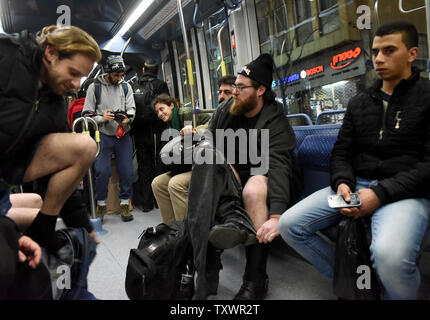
top-left (151, 94), bottom-right (211, 222)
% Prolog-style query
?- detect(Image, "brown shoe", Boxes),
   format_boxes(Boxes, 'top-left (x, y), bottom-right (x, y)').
top-left (120, 204), bottom-right (134, 222)
top-left (96, 205), bottom-right (107, 223)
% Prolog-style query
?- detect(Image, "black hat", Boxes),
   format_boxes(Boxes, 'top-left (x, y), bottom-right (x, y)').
top-left (104, 55), bottom-right (126, 73)
top-left (238, 53), bottom-right (274, 89)
top-left (144, 58), bottom-right (158, 68)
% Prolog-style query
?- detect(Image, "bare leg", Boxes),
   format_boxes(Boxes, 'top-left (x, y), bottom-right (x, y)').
top-left (23, 133), bottom-right (97, 216)
top-left (242, 175), bottom-right (269, 230)
top-left (6, 193), bottom-right (43, 232)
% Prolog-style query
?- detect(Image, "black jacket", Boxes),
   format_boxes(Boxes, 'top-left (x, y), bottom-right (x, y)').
top-left (0, 31), bottom-right (67, 182)
top-left (131, 73), bottom-right (169, 131)
top-left (206, 98), bottom-right (301, 214)
top-left (330, 69), bottom-right (430, 205)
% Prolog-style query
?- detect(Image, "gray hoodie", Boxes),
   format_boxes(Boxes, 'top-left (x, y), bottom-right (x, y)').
top-left (83, 74), bottom-right (136, 136)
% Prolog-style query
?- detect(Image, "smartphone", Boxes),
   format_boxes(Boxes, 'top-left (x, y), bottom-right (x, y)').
top-left (328, 193), bottom-right (361, 208)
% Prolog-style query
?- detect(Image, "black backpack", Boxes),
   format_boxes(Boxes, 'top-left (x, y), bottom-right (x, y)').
top-left (132, 79), bottom-right (159, 128)
top-left (125, 221), bottom-right (193, 300)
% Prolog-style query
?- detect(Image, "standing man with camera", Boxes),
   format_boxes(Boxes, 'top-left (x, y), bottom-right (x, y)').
top-left (83, 55), bottom-right (136, 222)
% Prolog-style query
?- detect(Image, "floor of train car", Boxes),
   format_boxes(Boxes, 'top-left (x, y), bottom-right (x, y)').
top-left (77, 207), bottom-right (430, 300)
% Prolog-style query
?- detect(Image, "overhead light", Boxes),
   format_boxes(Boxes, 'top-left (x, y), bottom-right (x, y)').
top-left (0, 4), bottom-right (4, 33)
top-left (117, 0), bottom-right (154, 37)
top-left (104, 0), bottom-right (154, 51)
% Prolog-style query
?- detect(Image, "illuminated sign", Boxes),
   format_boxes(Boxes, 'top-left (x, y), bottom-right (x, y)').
top-left (272, 65), bottom-right (324, 87)
top-left (272, 73), bottom-right (300, 88)
top-left (330, 47), bottom-right (362, 70)
top-left (301, 65), bottom-right (324, 79)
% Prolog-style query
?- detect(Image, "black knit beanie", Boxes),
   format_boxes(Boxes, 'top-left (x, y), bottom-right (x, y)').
top-left (237, 53), bottom-right (274, 89)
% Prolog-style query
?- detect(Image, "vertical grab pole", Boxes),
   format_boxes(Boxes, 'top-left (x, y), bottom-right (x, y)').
top-left (177, 0), bottom-right (197, 127)
top-left (72, 117), bottom-right (101, 220)
top-left (217, 25), bottom-right (227, 77)
top-left (426, 0), bottom-right (430, 79)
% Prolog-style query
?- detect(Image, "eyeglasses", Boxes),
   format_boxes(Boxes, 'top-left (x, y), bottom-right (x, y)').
top-left (231, 84), bottom-right (256, 92)
top-left (218, 89), bottom-right (232, 95)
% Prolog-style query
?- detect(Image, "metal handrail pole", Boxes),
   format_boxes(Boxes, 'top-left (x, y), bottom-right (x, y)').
top-left (177, 0), bottom-right (197, 127)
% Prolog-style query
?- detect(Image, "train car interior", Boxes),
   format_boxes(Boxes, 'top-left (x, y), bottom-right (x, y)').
top-left (1, 0), bottom-right (430, 301)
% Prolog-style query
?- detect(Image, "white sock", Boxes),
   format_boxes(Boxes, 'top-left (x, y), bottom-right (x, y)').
top-left (120, 199), bottom-right (129, 205)
top-left (97, 200), bottom-right (106, 206)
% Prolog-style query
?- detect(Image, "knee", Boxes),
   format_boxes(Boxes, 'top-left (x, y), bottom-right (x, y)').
top-left (242, 181), bottom-right (267, 206)
top-left (278, 210), bottom-right (307, 244)
top-left (371, 241), bottom-right (413, 278)
top-left (74, 135), bottom-right (97, 161)
top-left (31, 194), bottom-right (43, 209)
top-left (167, 178), bottom-right (182, 194)
top-left (168, 176), bottom-right (189, 193)
top-left (151, 175), bottom-right (165, 193)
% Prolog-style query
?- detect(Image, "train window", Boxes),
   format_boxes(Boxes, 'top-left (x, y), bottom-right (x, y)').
top-left (253, 0), bottom-right (428, 125)
top-left (318, 0), bottom-right (340, 35)
top-left (176, 35), bottom-right (199, 108)
top-left (255, 0), bottom-right (292, 57)
top-left (203, 7), bottom-right (234, 109)
top-left (294, 0), bottom-right (314, 46)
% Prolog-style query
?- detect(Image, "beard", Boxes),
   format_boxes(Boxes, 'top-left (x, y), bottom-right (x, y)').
top-left (229, 93), bottom-right (258, 116)
top-left (108, 74), bottom-right (120, 85)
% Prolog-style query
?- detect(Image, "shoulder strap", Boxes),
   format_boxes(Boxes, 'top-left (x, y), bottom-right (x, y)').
top-left (121, 82), bottom-right (129, 97)
top-left (94, 79), bottom-right (101, 106)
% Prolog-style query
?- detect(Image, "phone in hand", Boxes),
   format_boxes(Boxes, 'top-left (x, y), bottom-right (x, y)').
top-left (328, 193), bottom-right (361, 208)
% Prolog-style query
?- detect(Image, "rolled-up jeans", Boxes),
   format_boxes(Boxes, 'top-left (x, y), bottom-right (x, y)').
top-left (278, 177), bottom-right (430, 300)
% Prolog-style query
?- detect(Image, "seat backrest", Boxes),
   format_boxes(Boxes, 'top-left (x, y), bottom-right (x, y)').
top-left (297, 134), bottom-right (338, 170)
top-left (293, 125), bottom-right (340, 198)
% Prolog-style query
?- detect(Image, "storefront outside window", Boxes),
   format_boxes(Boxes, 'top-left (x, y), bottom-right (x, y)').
top-left (254, 0), bottom-right (429, 126)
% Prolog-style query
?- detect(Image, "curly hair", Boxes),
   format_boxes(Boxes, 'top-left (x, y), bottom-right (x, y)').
top-left (36, 25), bottom-right (102, 62)
top-left (152, 93), bottom-right (180, 109)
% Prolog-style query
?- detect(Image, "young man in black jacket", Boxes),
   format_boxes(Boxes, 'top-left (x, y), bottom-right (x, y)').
top-left (279, 20), bottom-right (430, 300)
top-left (186, 54), bottom-right (301, 299)
top-left (0, 25), bottom-right (101, 253)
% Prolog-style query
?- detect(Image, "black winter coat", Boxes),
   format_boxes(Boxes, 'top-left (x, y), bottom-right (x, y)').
top-left (330, 69), bottom-right (430, 205)
top-left (207, 98), bottom-right (301, 215)
top-left (0, 31), bottom-right (67, 184)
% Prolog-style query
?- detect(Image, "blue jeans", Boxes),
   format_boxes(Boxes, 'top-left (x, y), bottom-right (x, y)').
top-left (278, 177), bottom-right (430, 300)
top-left (94, 133), bottom-right (133, 201)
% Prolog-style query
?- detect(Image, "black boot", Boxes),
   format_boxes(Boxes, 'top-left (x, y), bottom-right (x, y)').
top-left (205, 244), bottom-right (223, 295)
top-left (234, 243), bottom-right (269, 300)
top-left (208, 222), bottom-right (256, 250)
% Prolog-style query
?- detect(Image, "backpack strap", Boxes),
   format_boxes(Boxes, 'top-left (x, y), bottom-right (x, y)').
top-left (121, 82), bottom-right (129, 98)
top-left (94, 80), bottom-right (129, 110)
top-left (94, 79), bottom-right (101, 106)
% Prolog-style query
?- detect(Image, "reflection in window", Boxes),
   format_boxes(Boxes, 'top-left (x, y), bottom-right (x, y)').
top-left (204, 8), bottom-right (233, 108)
top-left (294, 0), bottom-right (314, 46)
top-left (319, 0), bottom-right (340, 35)
top-left (255, 0), bottom-right (292, 67)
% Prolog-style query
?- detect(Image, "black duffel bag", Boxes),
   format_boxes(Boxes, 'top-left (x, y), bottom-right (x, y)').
top-left (125, 221), bottom-right (193, 300)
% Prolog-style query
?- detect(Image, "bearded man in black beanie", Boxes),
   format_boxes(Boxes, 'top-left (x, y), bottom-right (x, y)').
top-left (186, 53), bottom-right (301, 299)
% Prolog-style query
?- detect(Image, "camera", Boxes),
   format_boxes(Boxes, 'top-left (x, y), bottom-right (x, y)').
top-left (112, 110), bottom-right (132, 124)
